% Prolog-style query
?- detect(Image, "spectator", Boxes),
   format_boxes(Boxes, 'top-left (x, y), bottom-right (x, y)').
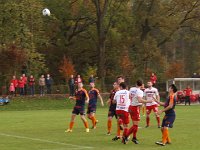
top-left (183, 85), bottom-right (192, 106)
top-left (9, 82), bottom-right (15, 96)
top-left (29, 75), bottom-right (35, 96)
top-left (22, 74), bottom-right (28, 95)
top-left (18, 77), bottom-right (25, 96)
top-left (45, 74), bottom-right (53, 94)
top-left (75, 74), bottom-right (82, 84)
top-left (68, 75), bottom-right (75, 97)
top-left (39, 75), bottom-right (45, 96)
top-left (150, 73), bottom-right (157, 86)
top-left (88, 74), bottom-right (95, 84)
top-left (11, 75), bottom-right (18, 96)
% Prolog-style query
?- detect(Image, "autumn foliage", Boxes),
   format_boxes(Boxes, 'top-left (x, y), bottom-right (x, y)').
top-left (59, 55), bottom-right (76, 80)
top-left (165, 61), bottom-right (185, 79)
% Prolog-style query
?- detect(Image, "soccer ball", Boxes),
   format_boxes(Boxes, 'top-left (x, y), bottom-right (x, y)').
top-left (42, 8), bottom-right (50, 16)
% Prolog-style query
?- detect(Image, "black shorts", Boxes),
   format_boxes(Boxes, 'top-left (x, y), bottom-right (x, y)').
top-left (162, 115), bottom-right (176, 128)
top-left (108, 107), bottom-right (117, 119)
top-left (87, 105), bottom-right (97, 114)
top-left (72, 106), bottom-right (85, 115)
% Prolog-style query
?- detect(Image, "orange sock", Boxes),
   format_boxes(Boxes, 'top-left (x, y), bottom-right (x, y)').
top-left (69, 122), bottom-right (74, 129)
top-left (107, 120), bottom-right (112, 132)
top-left (91, 116), bottom-right (97, 126)
top-left (83, 120), bottom-right (89, 128)
top-left (162, 128), bottom-right (169, 144)
top-left (117, 124), bottom-right (121, 137)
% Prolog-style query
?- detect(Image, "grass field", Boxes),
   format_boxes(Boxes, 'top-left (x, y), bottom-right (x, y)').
top-left (0, 97), bottom-right (200, 150)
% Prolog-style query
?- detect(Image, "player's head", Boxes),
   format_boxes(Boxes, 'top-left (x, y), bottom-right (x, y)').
top-left (136, 80), bottom-right (143, 87)
top-left (147, 81), bottom-right (153, 88)
top-left (113, 82), bottom-right (118, 89)
top-left (169, 84), bottom-right (177, 93)
top-left (70, 74), bottom-right (73, 78)
top-left (78, 82), bottom-right (83, 88)
top-left (119, 82), bottom-right (126, 90)
top-left (22, 74), bottom-right (25, 77)
top-left (187, 85), bottom-right (190, 88)
top-left (90, 82), bottom-right (95, 88)
top-left (13, 75), bottom-right (16, 79)
top-left (117, 75), bottom-right (125, 84)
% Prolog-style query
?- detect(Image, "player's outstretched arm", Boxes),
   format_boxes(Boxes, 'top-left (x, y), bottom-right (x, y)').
top-left (138, 97), bottom-right (153, 104)
top-left (153, 97), bottom-right (165, 106)
top-left (98, 94), bottom-right (104, 106)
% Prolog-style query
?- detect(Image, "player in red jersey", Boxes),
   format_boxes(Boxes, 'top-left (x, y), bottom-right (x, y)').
top-left (65, 82), bottom-right (90, 133)
top-left (87, 82), bottom-right (104, 129)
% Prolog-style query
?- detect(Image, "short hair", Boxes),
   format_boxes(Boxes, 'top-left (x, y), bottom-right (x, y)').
top-left (119, 82), bottom-right (126, 89)
top-left (136, 80), bottom-right (143, 86)
top-left (117, 75), bottom-right (124, 79)
top-left (170, 84), bottom-right (177, 93)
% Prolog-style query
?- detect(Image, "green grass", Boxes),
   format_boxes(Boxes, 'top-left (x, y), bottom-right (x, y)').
top-left (0, 97), bottom-right (200, 150)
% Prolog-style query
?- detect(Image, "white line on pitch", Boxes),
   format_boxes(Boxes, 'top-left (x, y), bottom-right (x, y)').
top-left (0, 133), bottom-right (93, 149)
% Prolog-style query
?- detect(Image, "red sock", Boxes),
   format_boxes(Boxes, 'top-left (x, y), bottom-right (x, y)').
top-left (146, 116), bottom-right (150, 126)
top-left (156, 116), bottom-right (160, 126)
top-left (133, 125), bottom-right (138, 139)
top-left (123, 128), bottom-right (128, 137)
top-left (126, 125), bottom-right (135, 137)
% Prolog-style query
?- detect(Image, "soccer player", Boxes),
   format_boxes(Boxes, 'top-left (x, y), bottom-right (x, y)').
top-left (122, 80), bottom-right (153, 144)
top-left (107, 82), bottom-right (119, 135)
top-left (112, 76), bottom-right (125, 141)
top-left (66, 82), bottom-right (90, 133)
top-left (144, 81), bottom-right (161, 128)
top-left (87, 82), bottom-right (104, 129)
top-left (113, 82), bottom-right (130, 140)
top-left (154, 84), bottom-right (177, 146)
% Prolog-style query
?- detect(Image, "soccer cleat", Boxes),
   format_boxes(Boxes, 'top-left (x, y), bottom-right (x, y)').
top-left (158, 125), bottom-right (161, 128)
top-left (106, 132), bottom-right (111, 135)
top-left (91, 126), bottom-right (96, 129)
top-left (145, 125), bottom-right (149, 128)
top-left (65, 129), bottom-right (72, 133)
top-left (155, 141), bottom-right (165, 146)
top-left (86, 128), bottom-right (90, 132)
top-left (112, 136), bottom-right (120, 141)
top-left (122, 136), bottom-right (128, 144)
top-left (132, 138), bottom-right (139, 144)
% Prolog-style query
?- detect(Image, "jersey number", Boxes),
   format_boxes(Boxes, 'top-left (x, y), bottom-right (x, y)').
top-left (120, 95), bottom-right (125, 103)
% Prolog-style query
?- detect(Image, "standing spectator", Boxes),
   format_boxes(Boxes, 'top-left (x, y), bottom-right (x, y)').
top-left (88, 75), bottom-right (95, 84)
top-left (9, 83), bottom-right (15, 96)
top-left (11, 75), bottom-right (18, 96)
top-left (18, 77), bottom-right (25, 96)
top-left (68, 75), bottom-right (75, 97)
top-left (39, 75), bottom-right (45, 96)
top-left (75, 74), bottom-right (82, 84)
top-left (150, 73), bottom-right (157, 86)
top-left (29, 75), bottom-right (35, 96)
top-left (183, 85), bottom-right (192, 106)
top-left (46, 74), bottom-right (53, 94)
top-left (22, 74), bottom-right (28, 95)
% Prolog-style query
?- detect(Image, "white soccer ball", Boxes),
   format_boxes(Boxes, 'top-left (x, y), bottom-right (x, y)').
top-left (42, 8), bottom-right (50, 16)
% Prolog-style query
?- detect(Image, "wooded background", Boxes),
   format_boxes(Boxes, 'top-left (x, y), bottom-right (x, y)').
top-left (1, 0), bottom-right (200, 90)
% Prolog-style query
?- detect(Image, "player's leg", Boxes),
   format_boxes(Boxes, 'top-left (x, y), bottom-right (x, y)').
top-left (107, 110), bottom-right (113, 135)
top-left (142, 104), bottom-right (146, 116)
top-left (112, 111), bottom-right (121, 141)
top-left (66, 114), bottom-right (76, 132)
top-left (153, 106), bottom-right (161, 128)
top-left (80, 110), bottom-right (89, 132)
top-left (146, 106), bottom-right (152, 127)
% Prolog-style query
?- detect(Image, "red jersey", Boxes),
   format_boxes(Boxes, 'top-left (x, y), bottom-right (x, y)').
top-left (150, 75), bottom-right (157, 84)
top-left (22, 76), bottom-right (27, 84)
top-left (184, 88), bottom-right (192, 96)
top-left (11, 79), bottom-right (18, 88)
top-left (18, 80), bottom-right (25, 88)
